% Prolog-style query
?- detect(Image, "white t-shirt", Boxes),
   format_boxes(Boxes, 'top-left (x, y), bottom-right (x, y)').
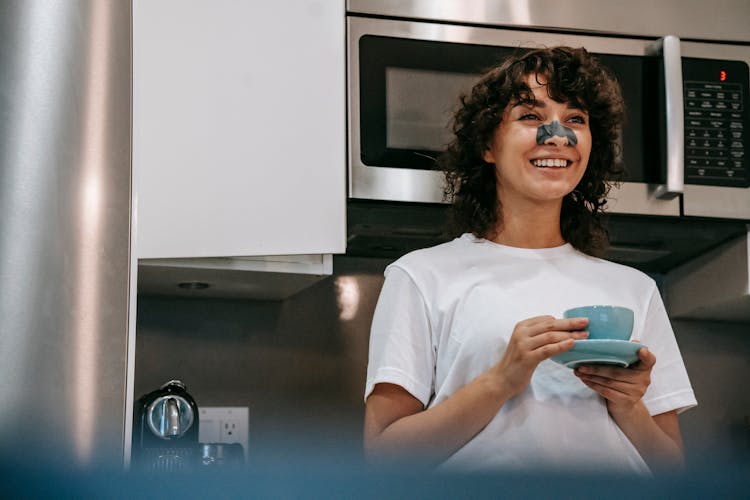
top-left (365, 233), bottom-right (697, 474)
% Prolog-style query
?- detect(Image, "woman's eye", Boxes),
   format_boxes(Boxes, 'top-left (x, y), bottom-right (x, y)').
top-left (519, 113), bottom-right (540, 121)
top-left (568, 115), bottom-right (587, 124)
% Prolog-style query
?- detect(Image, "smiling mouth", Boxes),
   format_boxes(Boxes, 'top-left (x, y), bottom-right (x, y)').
top-left (531, 158), bottom-right (571, 168)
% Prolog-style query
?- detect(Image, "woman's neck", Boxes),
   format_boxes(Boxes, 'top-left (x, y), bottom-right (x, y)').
top-left (490, 200), bottom-right (565, 248)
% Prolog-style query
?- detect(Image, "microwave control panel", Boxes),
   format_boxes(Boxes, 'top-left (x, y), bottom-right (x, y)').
top-left (683, 58), bottom-right (749, 187)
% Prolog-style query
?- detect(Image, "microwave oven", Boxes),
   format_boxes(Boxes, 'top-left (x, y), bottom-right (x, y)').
top-left (347, 1), bottom-right (750, 222)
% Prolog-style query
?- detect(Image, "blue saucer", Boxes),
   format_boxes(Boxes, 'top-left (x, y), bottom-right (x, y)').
top-left (551, 339), bottom-right (644, 369)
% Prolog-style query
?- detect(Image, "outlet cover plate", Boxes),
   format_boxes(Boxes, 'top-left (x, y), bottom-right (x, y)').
top-left (199, 406), bottom-right (249, 459)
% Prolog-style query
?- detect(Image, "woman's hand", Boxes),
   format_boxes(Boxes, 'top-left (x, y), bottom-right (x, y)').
top-left (573, 347), bottom-right (656, 417)
top-left (574, 349), bottom-right (687, 471)
top-left (493, 315), bottom-right (589, 398)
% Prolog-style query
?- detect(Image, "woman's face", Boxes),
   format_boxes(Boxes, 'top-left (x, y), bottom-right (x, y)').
top-left (483, 73), bottom-right (592, 210)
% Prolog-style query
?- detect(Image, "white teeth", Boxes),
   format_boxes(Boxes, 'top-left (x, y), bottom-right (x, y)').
top-left (532, 158), bottom-right (569, 168)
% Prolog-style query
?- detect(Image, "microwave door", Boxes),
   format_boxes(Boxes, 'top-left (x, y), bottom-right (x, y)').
top-left (349, 17), bottom-right (683, 214)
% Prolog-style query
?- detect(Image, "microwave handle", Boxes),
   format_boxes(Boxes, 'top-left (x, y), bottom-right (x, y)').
top-left (649, 35), bottom-right (684, 199)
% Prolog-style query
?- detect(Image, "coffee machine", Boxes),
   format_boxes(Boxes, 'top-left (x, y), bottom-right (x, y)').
top-left (132, 380), bottom-right (199, 472)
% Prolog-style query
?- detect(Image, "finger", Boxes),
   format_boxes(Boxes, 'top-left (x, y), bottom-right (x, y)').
top-left (575, 371), bottom-right (638, 393)
top-left (578, 377), bottom-right (633, 402)
top-left (529, 337), bottom-right (579, 361)
top-left (527, 329), bottom-right (588, 350)
top-left (634, 347), bottom-right (656, 370)
top-left (575, 364), bottom-right (635, 382)
top-left (524, 317), bottom-right (589, 337)
top-left (521, 315), bottom-right (557, 327)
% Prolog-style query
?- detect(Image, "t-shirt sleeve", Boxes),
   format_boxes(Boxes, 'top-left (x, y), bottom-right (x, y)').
top-left (639, 285), bottom-right (698, 416)
top-left (364, 264), bottom-right (435, 407)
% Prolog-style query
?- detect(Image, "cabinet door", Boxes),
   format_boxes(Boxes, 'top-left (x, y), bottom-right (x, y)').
top-left (133, 0), bottom-right (345, 259)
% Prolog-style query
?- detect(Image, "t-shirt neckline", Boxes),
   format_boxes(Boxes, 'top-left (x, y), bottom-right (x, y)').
top-left (462, 233), bottom-right (575, 258)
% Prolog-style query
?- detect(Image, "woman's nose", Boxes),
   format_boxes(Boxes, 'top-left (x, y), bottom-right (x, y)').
top-left (544, 135), bottom-right (570, 147)
top-left (536, 120), bottom-right (578, 147)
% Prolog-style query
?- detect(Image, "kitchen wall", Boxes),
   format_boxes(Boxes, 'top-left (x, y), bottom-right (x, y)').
top-left (134, 258), bottom-right (749, 469)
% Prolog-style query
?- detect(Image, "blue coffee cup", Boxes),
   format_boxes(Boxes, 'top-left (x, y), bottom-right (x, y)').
top-left (563, 305), bottom-right (634, 341)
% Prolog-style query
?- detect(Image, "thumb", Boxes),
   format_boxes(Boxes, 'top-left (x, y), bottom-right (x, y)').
top-left (637, 346), bottom-right (656, 369)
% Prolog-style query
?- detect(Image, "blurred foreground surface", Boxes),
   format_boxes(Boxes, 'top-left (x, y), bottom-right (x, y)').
top-left (2, 451), bottom-right (749, 499)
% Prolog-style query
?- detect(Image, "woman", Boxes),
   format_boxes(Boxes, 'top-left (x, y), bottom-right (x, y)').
top-left (363, 47), bottom-right (696, 474)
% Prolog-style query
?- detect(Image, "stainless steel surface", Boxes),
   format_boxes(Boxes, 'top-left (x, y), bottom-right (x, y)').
top-left (347, 16), bottom-right (682, 216)
top-left (606, 183), bottom-right (682, 217)
top-left (347, 0), bottom-right (750, 43)
top-left (652, 36), bottom-right (685, 200)
top-left (666, 232), bottom-right (750, 321)
top-left (199, 443), bottom-right (245, 468)
top-left (0, 0), bottom-right (132, 467)
top-left (683, 185), bottom-right (750, 219)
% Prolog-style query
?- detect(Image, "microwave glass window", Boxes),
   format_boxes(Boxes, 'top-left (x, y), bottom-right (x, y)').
top-left (359, 35), bottom-right (653, 178)
top-left (359, 35), bottom-right (509, 170)
top-left (386, 68), bottom-right (479, 151)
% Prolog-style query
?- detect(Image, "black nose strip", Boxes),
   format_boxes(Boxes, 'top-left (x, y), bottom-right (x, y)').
top-left (536, 120), bottom-right (578, 146)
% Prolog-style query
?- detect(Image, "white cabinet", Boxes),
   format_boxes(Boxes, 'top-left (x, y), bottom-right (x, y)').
top-left (133, 0), bottom-right (346, 260)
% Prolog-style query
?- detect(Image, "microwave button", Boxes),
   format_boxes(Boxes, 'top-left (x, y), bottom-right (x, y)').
top-left (701, 101), bottom-right (714, 109)
top-left (731, 130), bottom-right (742, 139)
top-left (730, 121), bottom-right (743, 129)
top-left (730, 102), bottom-right (742, 110)
top-left (731, 150), bottom-right (745, 158)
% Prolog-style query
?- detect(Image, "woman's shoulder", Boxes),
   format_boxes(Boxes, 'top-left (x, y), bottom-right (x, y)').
top-left (387, 234), bottom-right (475, 276)
top-left (572, 250), bottom-right (658, 289)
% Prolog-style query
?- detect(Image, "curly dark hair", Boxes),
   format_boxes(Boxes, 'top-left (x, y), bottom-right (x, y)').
top-left (439, 46), bottom-right (626, 256)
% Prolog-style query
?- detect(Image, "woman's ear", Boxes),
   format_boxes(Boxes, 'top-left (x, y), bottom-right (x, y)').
top-left (482, 147), bottom-right (495, 164)
top-left (482, 145), bottom-right (495, 163)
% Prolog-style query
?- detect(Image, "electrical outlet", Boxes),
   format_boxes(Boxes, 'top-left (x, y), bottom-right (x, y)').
top-left (199, 407), bottom-right (249, 459)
